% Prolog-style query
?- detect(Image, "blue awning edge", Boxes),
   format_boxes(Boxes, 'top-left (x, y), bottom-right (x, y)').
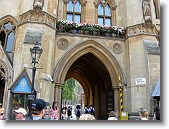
top-left (152, 79), bottom-right (160, 97)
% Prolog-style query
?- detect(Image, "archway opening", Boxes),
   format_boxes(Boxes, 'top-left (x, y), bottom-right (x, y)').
top-left (65, 53), bottom-right (114, 120)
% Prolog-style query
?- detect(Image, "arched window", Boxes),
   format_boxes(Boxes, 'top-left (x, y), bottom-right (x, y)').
top-left (98, 1), bottom-right (111, 26)
top-left (66, 0), bottom-right (81, 23)
top-left (95, 0), bottom-right (116, 26)
top-left (0, 20), bottom-right (16, 62)
top-left (153, 0), bottom-right (160, 19)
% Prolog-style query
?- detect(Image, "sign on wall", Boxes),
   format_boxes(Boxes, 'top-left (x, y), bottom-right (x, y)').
top-left (24, 28), bottom-right (43, 43)
top-left (135, 78), bottom-right (146, 85)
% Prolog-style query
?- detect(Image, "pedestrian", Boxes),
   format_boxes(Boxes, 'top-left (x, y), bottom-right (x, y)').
top-left (14, 108), bottom-right (27, 120)
top-left (49, 101), bottom-right (59, 120)
top-left (84, 105), bottom-right (89, 114)
top-left (108, 111), bottom-right (118, 120)
top-left (89, 105), bottom-right (95, 116)
top-left (0, 108), bottom-right (5, 120)
top-left (79, 114), bottom-right (95, 120)
top-left (67, 106), bottom-right (72, 120)
top-left (75, 105), bottom-right (81, 120)
top-left (31, 99), bottom-right (50, 120)
top-left (140, 108), bottom-right (149, 120)
top-left (154, 106), bottom-right (160, 120)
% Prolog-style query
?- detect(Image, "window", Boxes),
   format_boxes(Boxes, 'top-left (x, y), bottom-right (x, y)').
top-left (66, 0), bottom-right (81, 23)
top-left (98, 2), bottom-right (111, 26)
top-left (0, 21), bottom-right (16, 62)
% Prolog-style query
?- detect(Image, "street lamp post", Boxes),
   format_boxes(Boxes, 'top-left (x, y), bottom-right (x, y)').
top-left (28, 42), bottom-right (42, 116)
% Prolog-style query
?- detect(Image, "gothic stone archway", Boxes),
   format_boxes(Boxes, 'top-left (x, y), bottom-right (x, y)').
top-left (53, 40), bottom-right (125, 120)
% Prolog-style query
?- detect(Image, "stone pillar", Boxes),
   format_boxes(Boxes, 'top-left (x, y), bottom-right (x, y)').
top-left (114, 87), bottom-right (120, 118)
top-left (54, 82), bottom-right (64, 120)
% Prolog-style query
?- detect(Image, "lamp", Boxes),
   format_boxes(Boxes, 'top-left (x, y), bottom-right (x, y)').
top-left (28, 42), bottom-right (42, 117)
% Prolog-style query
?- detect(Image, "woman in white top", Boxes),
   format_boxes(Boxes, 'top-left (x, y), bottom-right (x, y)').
top-left (108, 111), bottom-right (118, 120)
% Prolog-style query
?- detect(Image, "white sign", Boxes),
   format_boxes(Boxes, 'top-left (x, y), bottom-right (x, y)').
top-left (135, 78), bottom-right (146, 85)
top-left (122, 112), bottom-right (127, 116)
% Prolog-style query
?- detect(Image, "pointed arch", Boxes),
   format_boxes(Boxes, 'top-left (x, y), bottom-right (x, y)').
top-left (0, 15), bottom-right (19, 25)
top-left (0, 15), bottom-right (18, 62)
top-left (53, 40), bottom-right (125, 88)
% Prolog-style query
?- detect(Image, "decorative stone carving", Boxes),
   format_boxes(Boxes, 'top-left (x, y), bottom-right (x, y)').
top-left (33, 0), bottom-right (44, 10)
top-left (57, 38), bottom-right (69, 50)
top-left (142, 0), bottom-right (152, 23)
top-left (94, 0), bottom-right (116, 9)
top-left (19, 10), bottom-right (56, 29)
top-left (126, 23), bottom-right (158, 37)
top-left (0, 59), bottom-right (8, 80)
top-left (113, 43), bottom-right (123, 54)
top-left (63, 0), bottom-right (87, 6)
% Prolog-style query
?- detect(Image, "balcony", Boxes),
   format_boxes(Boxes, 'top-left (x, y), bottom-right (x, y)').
top-left (56, 20), bottom-right (126, 39)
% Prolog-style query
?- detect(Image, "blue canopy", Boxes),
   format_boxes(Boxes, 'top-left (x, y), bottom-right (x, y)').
top-left (152, 80), bottom-right (160, 97)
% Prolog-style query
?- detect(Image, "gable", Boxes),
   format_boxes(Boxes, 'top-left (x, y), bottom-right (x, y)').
top-left (9, 68), bottom-right (34, 93)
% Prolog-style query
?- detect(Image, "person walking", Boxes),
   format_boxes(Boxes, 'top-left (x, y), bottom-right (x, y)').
top-left (49, 101), bottom-right (59, 120)
top-left (108, 111), bottom-right (118, 120)
top-left (75, 105), bottom-right (81, 120)
top-left (31, 99), bottom-right (50, 120)
top-left (89, 105), bottom-right (95, 116)
top-left (84, 105), bottom-right (89, 114)
top-left (154, 107), bottom-right (160, 120)
top-left (14, 108), bottom-right (27, 120)
top-left (67, 106), bottom-right (72, 120)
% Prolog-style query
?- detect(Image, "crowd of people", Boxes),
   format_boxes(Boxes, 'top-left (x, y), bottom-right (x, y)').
top-left (0, 98), bottom-right (160, 121)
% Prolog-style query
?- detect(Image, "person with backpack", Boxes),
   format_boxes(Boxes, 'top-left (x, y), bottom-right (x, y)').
top-left (89, 105), bottom-right (95, 116)
top-left (75, 105), bottom-right (81, 120)
top-left (84, 105), bottom-right (89, 114)
top-left (67, 106), bottom-right (72, 120)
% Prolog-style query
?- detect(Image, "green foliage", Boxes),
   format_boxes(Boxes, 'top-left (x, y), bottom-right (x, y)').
top-left (62, 78), bottom-right (78, 103)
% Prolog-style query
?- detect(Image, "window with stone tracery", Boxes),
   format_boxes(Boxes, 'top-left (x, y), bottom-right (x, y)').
top-left (98, 0), bottom-right (111, 25)
top-left (0, 20), bottom-right (16, 62)
top-left (94, 0), bottom-right (116, 26)
top-left (66, 0), bottom-right (81, 23)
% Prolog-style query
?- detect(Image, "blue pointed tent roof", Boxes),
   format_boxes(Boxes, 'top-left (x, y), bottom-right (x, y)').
top-left (152, 79), bottom-right (160, 97)
top-left (9, 67), bottom-right (38, 93)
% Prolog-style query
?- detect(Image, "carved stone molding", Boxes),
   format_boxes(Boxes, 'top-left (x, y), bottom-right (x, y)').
top-left (63, 0), bottom-right (87, 6)
top-left (126, 23), bottom-right (158, 37)
top-left (19, 10), bottom-right (56, 29)
top-left (113, 43), bottom-right (123, 54)
top-left (0, 59), bottom-right (8, 80)
top-left (94, 0), bottom-right (116, 9)
top-left (142, 0), bottom-right (152, 23)
top-left (57, 38), bottom-right (69, 50)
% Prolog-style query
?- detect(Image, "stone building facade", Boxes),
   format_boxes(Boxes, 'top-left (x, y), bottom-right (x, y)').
top-left (0, 0), bottom-right (160, 120)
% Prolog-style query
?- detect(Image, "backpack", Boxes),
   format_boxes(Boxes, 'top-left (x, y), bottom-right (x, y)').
top-left (90, 107), bottom-right (95, 115)
top-left (68, 108), bottom-right (71, 116)
top-left (76, 109), bottom-right (81, 117)
top-left (84, 108), bottom-right (88, 114)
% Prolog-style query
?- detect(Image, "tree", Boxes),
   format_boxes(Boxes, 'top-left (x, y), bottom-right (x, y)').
top-left (62, 78), bottom-right (78, 105)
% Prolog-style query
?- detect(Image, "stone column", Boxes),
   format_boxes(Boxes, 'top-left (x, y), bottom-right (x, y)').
top-left (113, 87), bottom-right (120, 118)
top-left (54, 82), bottom-right (64, 120)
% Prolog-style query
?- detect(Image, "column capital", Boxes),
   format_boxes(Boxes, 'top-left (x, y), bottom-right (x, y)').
top-left (54, 82), bottom-right (64, 89)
